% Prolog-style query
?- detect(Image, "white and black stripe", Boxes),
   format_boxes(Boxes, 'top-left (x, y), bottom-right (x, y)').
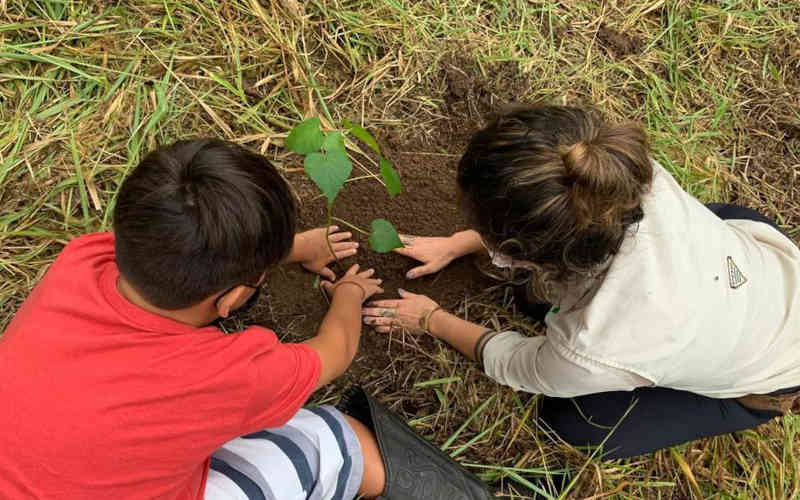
top-left (205, 407), bottom-right (363, 500)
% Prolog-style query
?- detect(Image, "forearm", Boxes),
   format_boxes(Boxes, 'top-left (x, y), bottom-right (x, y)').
top-left (304, 287), bottom-right (362, 388)
top-left (427, 310), bottom-right (491, 361)
top-left (284, 233), bottom-right (307, 264)
top-left (448, 230), bottom-right (486, 258)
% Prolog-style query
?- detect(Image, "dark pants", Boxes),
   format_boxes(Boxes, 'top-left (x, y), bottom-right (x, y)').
top-left (529, 204), bottom-right (790, 460)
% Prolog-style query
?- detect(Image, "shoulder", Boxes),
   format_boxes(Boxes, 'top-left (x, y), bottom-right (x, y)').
top-left (238, 325), bottom-right (280, 345)
top-left (59, 232), bottom-right (115, 264)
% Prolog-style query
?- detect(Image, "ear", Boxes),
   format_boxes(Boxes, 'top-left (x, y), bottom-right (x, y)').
top-left (215, 285), bottom-right (252, 319)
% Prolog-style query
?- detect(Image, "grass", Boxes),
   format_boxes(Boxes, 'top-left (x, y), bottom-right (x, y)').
top-left (1, 0), bottom-right (799, 498)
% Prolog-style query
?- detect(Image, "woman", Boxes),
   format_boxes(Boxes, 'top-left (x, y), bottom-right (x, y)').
top-left (363, 105), bottom-right (800, 459)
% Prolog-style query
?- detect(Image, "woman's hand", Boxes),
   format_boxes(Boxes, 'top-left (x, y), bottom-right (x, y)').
top-left (393, 235), bottom-right (458, 279)
top-left (292, 226), bottom-right (359, 280)
top-left (394, 230), bottom-right (485, 279)
top-left (322, 264), bottom-right (383, 304)
top-left (362, 289), bottom-right (441, 333)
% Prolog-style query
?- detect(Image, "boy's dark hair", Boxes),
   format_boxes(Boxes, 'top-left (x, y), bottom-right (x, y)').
top-left (458, 105), bottom-right (653, 302)
top-left (114, 139), bottom-right (296, 310)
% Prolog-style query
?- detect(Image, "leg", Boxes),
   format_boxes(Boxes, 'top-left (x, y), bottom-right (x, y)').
top-left (338, 387), bottom-right (492, 499)
top-left (343, 415), bottom-right (386, 498)
top-left (705, 202), bottom-right (782, 231)
top-left (205, 406), bottom-right (368, 500)
top-left (540, 387), bottom-right (780, 459)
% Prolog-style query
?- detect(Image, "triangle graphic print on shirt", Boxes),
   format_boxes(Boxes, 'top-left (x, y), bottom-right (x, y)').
top-left (727, 256), bottom-right (748, 289)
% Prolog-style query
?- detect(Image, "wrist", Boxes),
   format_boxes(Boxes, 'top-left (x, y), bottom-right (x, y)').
top-left (286, 232), bottom-right (308, 264)
top-left (426, 308), bottom-right (448, 338)
top-left (448, 230), bottom-right (482, 259)
top-left (333, 281), bottom-right (366, 302)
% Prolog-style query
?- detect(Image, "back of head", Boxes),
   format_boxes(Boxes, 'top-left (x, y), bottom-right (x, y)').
top-left (458, 105), bottom-right (653, 300)
top-left (114, 139), bottom-right (296, 310)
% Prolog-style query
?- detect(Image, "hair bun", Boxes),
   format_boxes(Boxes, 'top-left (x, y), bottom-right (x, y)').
top-left (558, 123), bottom-right (652, 229)
top-left (561, 141), bottom-right (592, 180)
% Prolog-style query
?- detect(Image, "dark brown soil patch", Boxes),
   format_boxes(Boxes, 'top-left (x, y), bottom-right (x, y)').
top-left (597, 24), bottom-right (643, 58)
top-left (234, 57), bottom-right (538, 398)
top-left (253, 126), bottom-right (494, 392)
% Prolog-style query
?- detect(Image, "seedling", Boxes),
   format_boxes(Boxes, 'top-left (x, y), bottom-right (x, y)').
top-left (286, 117), bottom-right (404, 255)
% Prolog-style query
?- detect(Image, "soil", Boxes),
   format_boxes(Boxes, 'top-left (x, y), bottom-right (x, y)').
top-left (596, 24), bottom-right (643, 58)
top-left (253, 125), bottom-right (494, 392)
top-left (243, 59), bottom-right (533, 395)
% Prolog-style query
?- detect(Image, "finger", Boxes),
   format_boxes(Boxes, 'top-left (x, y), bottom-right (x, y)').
top-left (406, 263), bottom-right (436, 279)
top-left (333, 241), bottom-right (359, 252)
top-left (398, 234), bottom-right (418, 246)
top-left (334, 248), bottom-right (358, 260)
top-left (327, 225), bottom-right (340, 233)
top-left (320, 267), bottom-right (336, 281)
top-left (320, 280), bottom-right (334, 292)
top-left (358, 268), bottom-right (375, 278)
top-left (367, 300), bottom-right (401, 308)
top-left (329, 231), bottom-right (353, 243)
top-left (345, 263), bottom-right (360, 275)
top-left (363, 316), bottom-right (395, 326)
top-left (362, 306), bottom-right (395, 317)
top-left (392, 246), bottom-right (416, 258)
top-left (362, 307), bottom-right (393, 316)
top-left (375, 326), bottom-right (393, 333)
top-left (397, 288), bottom-right (418, 298)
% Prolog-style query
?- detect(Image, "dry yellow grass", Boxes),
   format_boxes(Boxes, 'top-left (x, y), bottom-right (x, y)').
top-left (1, 1), bottom-right (799, 498)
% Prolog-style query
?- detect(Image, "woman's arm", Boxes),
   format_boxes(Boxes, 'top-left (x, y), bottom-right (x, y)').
top-left (394, 230), bottom-right (486, 279)
top-left (362, 289), bottom-right (490, 361)
top-left (363, 290), bottom-right (652, 396)
top-left (426, 309), bottom-right (491, 361)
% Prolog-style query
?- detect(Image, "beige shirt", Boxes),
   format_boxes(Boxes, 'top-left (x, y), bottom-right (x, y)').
top-left (483, 162), bottom-right (800, 398)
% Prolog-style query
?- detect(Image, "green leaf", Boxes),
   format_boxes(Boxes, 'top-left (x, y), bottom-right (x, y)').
top-left (369, 218), bottom-right (403, 253)
top-left (322, 131), bottom-right (346, 154)
top-left (343, 119), bottom-right (381, 154)
top-left (379, 157), bottom-right (402, 197)
top-left (287, 117), bottom-right (324, 154)
top-left (303, 151), bottom-right (352, 203)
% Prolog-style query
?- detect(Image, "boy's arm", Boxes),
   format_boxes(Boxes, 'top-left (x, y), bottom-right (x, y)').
top-left (285, 226), bottom-right (359, 280)
top-left (303, 264), bottom-right (383, 390)
top-left (393, 230), bottom-right (486, 279)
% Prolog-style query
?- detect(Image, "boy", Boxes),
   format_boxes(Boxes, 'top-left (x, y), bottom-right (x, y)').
top-left (0, 139), bottom-right (489, 499)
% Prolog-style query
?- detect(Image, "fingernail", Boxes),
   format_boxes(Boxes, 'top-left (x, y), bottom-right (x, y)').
top-left (398, 288), bottom-right (406, 294)
top-left (406, 272), bottom-right (414, 279)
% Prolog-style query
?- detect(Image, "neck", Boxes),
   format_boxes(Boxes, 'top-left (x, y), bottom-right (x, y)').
top-left (116, 276), bottom-right (216, 327)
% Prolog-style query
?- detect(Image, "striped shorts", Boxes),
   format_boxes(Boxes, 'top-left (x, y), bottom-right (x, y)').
top-left (204, 406), bottom-right (363, 500)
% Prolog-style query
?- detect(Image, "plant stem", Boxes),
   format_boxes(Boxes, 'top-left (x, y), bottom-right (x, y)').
top-left (325, 202), bottom-right (336, 256)
top-left (325, 202), bottom-right (343, 273)
top-left (331, 216), bottom-right (369, 236)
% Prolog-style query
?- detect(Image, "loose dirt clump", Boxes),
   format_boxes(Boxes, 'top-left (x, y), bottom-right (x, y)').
top-left (597, 24), bottom-right (643, 58)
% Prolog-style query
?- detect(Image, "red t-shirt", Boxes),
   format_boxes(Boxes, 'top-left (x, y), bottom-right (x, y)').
top-left (0, 233), bottom-right (321, 499)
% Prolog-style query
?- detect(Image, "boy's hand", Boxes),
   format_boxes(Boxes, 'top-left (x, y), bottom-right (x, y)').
top-left (362, 288), bottom-right (441, 334)
top-left (322, 264), bottom-right (383, 304)
top-left (292, 226), bottom-right (358, 280)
